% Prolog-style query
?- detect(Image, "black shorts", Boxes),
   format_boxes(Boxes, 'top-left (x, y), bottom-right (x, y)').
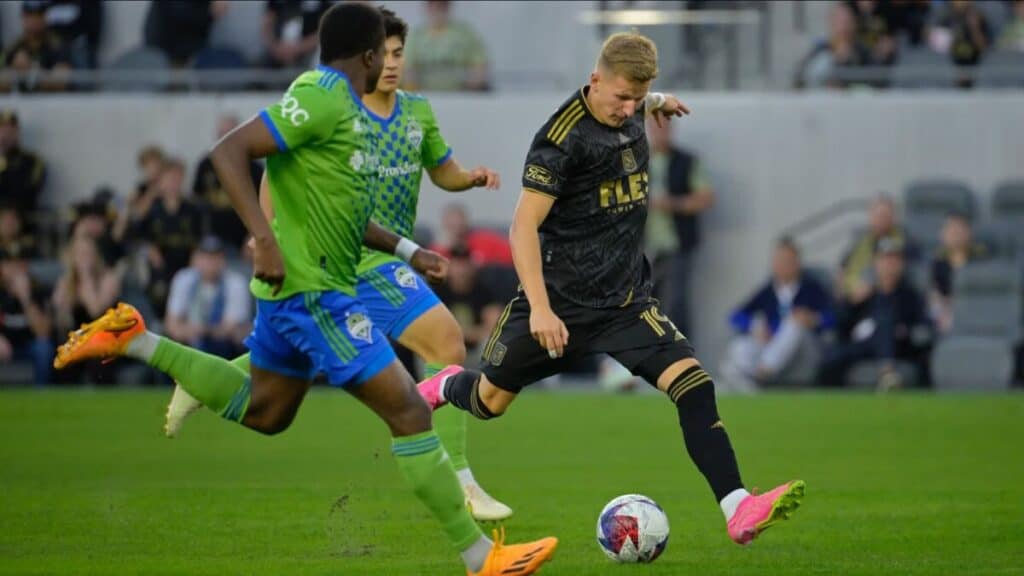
top-left (479, 292), bottom-right (697, 393)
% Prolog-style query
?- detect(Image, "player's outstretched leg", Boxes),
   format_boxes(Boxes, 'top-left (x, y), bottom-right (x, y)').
top-left (166, 354), bottom-right (252, 438)
top-left (419, 366), bottom-right (516, 420)
top-left (55, 304), bottom-right (254, 428)
top-left (398, 303), bottom-right (512, 521)
top-left (350, 361), bottom-right (556, 575)
top-left (659, 360), bottom-right (805, 545)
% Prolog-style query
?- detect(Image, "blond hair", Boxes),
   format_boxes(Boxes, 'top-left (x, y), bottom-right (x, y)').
top-left (597, 32), bottom-right (659, 83)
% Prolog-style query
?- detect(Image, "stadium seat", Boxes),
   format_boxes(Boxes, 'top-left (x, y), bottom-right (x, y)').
top-left (991, 180), bottom-right (1024, 258)
top-left (930, 336), bottom-right (1015, 391)
top-left (105, 46), bottom-right (171, 92)
top-left (891, 49), bottom-right (958, 89)
top-left (904, 179), bottom-right (976, 254)
top-left (976, 50), bottom-right (1024, 89)
top-left (949, 260), bottom-right (1022, 342)
top-left (193, 45), bottom-right (249, 91)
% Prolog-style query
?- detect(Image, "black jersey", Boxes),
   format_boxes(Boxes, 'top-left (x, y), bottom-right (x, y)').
top-left (521, 87), bottom-right (652, 309)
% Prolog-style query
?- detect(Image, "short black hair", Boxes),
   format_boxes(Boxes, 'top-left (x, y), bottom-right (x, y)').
top-left (776, 236), bottom-right (800, 256)
top-left (379, 7), bottom-right (409, 45)
top-left (319, 3), bottom-right (385, 63)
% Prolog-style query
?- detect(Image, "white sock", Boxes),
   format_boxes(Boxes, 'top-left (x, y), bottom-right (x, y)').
top-left (125, 330), bottom-right (161, 362)
top-left (720, 488), bottom-right (750, 521)
top-left (456, 467), bottom-right (476, 488)
top-left (438, 374), bottom-right (455, 401)
top-left (461, 535), bottom-right (493, 573)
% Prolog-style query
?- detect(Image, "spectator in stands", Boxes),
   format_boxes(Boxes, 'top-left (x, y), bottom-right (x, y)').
top-left (721, 238), bottom-right (835, 391)
top-left (70, 194), bottom-right (124, 267)
top-left (0, 204), bottom-right (36, 258)
top-left (928, 213), bottom-right (990, 334)
top-left (883, 0), bottom-right (931, 47)
top-left (1, 2), bottom-right (71, 92)
top-left (434, 245), bottom-right (507, 354)
top-left (645, 117), bottom-right (714, 336)
top-left (820, 238), bottom-right (931, 389)
top-left (0, 111), bottom-right (46, 225)
top-left (797, 2), bottom-right (871, 89)
top-left (262, 0), bottom-right (329, 69)
top-left (848, 0), bottom-right (897, 65)
top-left (839, 195), bottom-right (909, 303)
top-left (132, 158), bottom-right (203, 314)
top-left (998, 0), bottom-right (1024, 51)
top-left (51, 233), bottom-right (123, 384)
top-left (931, 0), bottom-right (991, 67)
top-left (39, 0), bottom-right (103, 69)
top-left (405, 0), bottom-right (490, 91)
top-left (193, 115), bottom-right (263, 253)
top-left (144, 0), bottom-right (228, 67)
top-left (0, 243), bottom-right (52, 384)
top-left (165, 236), bottom-right (250, 359)
top-left (431, 203), bottom-right (513, 266)
top-left (114, 144), bottom-right (167, 243)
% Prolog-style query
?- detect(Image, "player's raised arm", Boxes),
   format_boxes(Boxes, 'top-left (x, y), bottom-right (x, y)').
top-left (427, 157), bottom-right (500, 192)
top-left (210, 118), bottom-right (284, 292)
top-left (510, 190), bottom-right (568, 358)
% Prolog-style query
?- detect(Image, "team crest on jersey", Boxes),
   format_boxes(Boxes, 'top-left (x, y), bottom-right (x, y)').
top-left (489, 342), bottom-right (507, 367)
top-left (353, 118), bottom-right (363, 133)
top-left (350, 150), bottom-right (365, 171)
top-left (621, 148), bottom-right (638, 173)
top-left (407, 118), bottom-right (424, 148)
top-left (346, 313), bottom-right (373, 344)
top-left (394, 266), bottom-right (419, 290)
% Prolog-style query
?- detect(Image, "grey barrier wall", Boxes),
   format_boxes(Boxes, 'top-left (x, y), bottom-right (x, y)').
top-left (5, 92), bottom-right (1022, 370)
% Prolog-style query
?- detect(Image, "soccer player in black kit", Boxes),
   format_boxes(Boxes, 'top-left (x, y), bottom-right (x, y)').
top-left (419, 32), bottom-right (804, 545)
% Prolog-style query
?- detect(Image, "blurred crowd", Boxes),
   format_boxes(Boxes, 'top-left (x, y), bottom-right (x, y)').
top-left (798, 0), bottom-right (1024, 89)
top-left (720, 195), bottom-right (1024, 392)
top-left (0, 0), bottom-right (491, 93)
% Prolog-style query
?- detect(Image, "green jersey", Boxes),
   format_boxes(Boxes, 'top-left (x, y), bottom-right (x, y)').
top-left (356, 91), bottom-right (451, 274)
top-left (255, 66), bottom-right (379, 300)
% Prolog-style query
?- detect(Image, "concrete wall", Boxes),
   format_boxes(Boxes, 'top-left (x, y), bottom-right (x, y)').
top-left (4, 91), bottom-right (1022, 369)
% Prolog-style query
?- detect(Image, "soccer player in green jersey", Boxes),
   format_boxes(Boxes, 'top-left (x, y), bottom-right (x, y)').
top-left (172, 7), bottom-right (512, 521)
top-left (52, 5), bottom-right (557, 574)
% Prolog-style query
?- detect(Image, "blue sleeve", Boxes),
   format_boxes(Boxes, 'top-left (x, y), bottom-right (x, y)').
top-left (729, 284), bottom-right (769, 334)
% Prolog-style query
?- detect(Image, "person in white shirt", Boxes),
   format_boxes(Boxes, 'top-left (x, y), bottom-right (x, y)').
top-left (721, 238), bottom-right (835, 392)
top-left (164, 236), bottom-right (251, 359)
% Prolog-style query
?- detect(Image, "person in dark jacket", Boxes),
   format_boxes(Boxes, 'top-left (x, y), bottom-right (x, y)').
top-left (721, 238), bottom-right (835, 391)
top-left (819, 237), bottom-right (932, 389)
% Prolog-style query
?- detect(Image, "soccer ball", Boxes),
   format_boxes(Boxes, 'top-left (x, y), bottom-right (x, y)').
top-left (596, 494), bottom-right (670, 563)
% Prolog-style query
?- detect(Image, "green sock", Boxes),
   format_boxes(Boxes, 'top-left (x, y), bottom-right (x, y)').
top-left (426, 362), bottom-right (470, 472)
top-left (392, 431), bottom-right (483, 551)
top-left (151, 338), bottom-right (251, 423)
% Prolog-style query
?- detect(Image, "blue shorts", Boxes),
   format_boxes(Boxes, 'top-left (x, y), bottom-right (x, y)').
top-left (244, 291), bottom-right (397, 387)
top-left (356, 262), bottom-right (442, 339)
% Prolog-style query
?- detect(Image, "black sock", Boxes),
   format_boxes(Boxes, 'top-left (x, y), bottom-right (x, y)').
top-left (667, 366), bottom-right (744, 502)
top-left (442, 369), bottom-right (496, 420)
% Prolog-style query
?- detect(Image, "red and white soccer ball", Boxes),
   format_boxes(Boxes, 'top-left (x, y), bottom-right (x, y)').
top-left (596, 494), bottom-right (670, 563)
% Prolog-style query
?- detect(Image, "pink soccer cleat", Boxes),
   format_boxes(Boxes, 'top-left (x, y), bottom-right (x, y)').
top-left (417, 365), bottom-right (464, 411)
top-left (727, 480), bottom-right (805, 545)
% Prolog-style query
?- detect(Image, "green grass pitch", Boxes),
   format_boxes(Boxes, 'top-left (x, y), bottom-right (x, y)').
top-left (1, 389), bottom-right (1021, 575)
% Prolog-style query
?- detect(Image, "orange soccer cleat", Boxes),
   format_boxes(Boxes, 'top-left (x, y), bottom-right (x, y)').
top-left (53, 303), bottom-right (146, 370)
top-left (469, 528), bottom-right (558, 576)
